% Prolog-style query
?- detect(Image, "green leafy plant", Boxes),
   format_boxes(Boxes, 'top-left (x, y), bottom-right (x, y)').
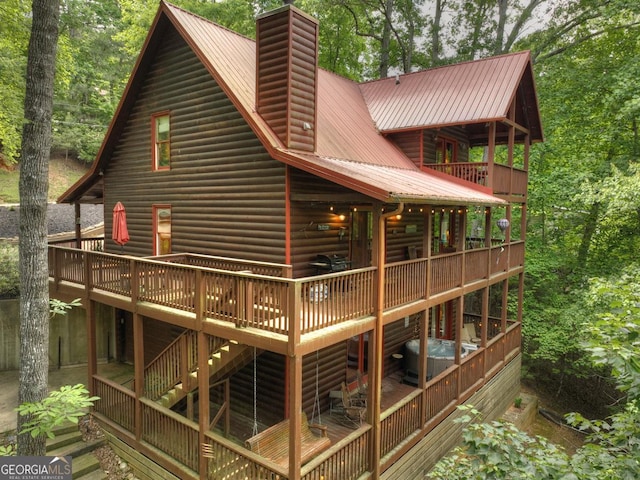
top-left (514, 397), bottom-right (523, 409)
top-left (0, 443), bottom-right (16, 456)
top-left (49, 297), bottom-right (82, 317)
top-left (0, 242), bottom-right (20, 298)
top-left (428, 405), bottom-right (571, 479)
top-left (16, 384), bottom-right (99, 439)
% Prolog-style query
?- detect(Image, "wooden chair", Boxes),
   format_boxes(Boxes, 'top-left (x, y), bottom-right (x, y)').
top-left (462, 323), bottom-right (481, 346)
top-left (338, 382), bottom-right (366, 428)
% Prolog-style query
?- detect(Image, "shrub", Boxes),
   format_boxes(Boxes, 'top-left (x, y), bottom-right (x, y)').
top-left (0, 242), bottom-right (19, 298)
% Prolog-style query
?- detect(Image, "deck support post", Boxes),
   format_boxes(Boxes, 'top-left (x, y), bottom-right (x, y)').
top-left (197, 330), bottom-right (210, 480)
top-left (455, 295), bottom-right (463, 398)
top-left (288, 353), bottom-right (303, 480)
top-left (371, 203), bottom-right (404, 479)
top-left (133, 312), bottom-right (144, 441)
top-left (86, 299), bottom-right (97, 396)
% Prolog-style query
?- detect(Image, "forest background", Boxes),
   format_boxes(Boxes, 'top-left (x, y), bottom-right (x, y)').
top-left (1, 0), bottom-right (639, 466)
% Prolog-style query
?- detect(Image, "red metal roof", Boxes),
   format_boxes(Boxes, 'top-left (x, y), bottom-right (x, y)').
top-left (359, 52), bottom-right (542, 138)
top-left (59, 2), bottom-right (537, 207)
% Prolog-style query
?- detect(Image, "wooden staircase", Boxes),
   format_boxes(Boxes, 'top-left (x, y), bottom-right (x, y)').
top-left (145, 331), bottom-right (259, 409)
top-left (47, 423), bottom-right (106, 479)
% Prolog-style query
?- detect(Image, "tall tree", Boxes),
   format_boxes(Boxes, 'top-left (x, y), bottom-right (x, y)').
top-left (0, 0), bottom-right (31, 162)
top-left (18, 0), bottom-right (60, 456)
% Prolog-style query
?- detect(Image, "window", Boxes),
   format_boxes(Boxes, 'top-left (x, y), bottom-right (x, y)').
top-left (152, 113), bottom-right (170, 170)
top-left (435, 137), bottom-right (456, 164)
top-left (153, 205), bottom-right (171, 255)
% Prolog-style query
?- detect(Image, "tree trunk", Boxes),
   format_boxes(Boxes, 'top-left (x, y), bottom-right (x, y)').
top-left (430, 0), bottom-right (444, 65)
top-left (17, 0), bottom-right (60, 456)
top-left (575, 202), bottom-right (600, 272)
top-left (378, 0), bottom-right (394, 78)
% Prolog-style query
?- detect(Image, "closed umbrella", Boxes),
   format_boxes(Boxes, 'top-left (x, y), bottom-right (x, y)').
top-left (112, 202), bottom-right (129, 251)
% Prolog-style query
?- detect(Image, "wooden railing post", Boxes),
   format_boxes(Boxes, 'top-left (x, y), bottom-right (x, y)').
top-left (130, 258), bottom-right (138, 304)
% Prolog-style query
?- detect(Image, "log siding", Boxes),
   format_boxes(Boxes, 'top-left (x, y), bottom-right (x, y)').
top-left (104, 29), bottom-right (287, 263)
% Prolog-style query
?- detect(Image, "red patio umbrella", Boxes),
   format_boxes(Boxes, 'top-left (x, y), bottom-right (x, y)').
top-left (112, 202), bottom-right (130, 249)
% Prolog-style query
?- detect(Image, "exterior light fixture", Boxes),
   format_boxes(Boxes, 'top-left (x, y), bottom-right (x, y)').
top-left (338, 214), bottom-right (346, 221)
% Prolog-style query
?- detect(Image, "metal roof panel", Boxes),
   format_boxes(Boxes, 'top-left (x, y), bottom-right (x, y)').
top-left (359, 52), bottom-right (534, 132)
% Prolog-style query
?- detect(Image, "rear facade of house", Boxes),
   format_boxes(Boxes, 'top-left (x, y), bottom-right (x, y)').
top-left (50, 2), bottom-right (542, 479)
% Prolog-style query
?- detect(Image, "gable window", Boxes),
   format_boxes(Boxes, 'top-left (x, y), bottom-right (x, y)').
top-left (153, 205), bottom-right (171, 255)
top-left (152, 112), bottom-right (170, 170)
top-left (435, 137), bottom-right (456, 164)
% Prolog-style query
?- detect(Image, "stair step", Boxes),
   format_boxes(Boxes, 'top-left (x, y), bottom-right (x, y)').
top-left (72, 451), bottom-right (101, 478)
top-left (75, 468), bottom-right (107, 480)
top-left (52, 422), bottom-right (79, 436)
top-left (47, 430), bottom-right (83, 452)
top-left (49, 437), bottom-right (106, 459)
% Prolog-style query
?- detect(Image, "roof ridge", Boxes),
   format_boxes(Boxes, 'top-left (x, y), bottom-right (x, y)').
top-left (359, 50), bottom-right (531, 86)
top-left (162, 0), bottom-right (255, 43)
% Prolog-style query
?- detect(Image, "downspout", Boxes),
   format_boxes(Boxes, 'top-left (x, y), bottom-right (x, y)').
top-left (371, 202), bottom-right (404, 479)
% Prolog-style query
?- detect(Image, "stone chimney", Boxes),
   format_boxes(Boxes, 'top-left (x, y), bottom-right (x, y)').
top-left (256, 4), bottom-right (318, 152)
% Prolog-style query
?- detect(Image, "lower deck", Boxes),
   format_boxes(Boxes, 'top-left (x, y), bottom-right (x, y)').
top-left (91, 329), bottom-right (520, 480)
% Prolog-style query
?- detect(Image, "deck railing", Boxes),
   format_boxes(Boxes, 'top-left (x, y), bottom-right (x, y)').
top-left (91, 323), bottom-right (521, 480)
top-left (152, 252), bottom-right (292, 278)
top-left (93, 376), bottom-right (135, 432)
top-left (430, 253), bottom-right (462, 295)
top-left (49, 243), bottom-right (522, 338)
top-left (459, 348), bottom-right (485, 395)
top-left (301, 426), bottom-right (370, 480)
top-left (424, 162), bottom-right (488, 185)
top-left (144, 330), bottom-right (196, 400)
top-left (141, 398), bottom-right (200, 472)
top-left (203, 432), bottom-right (286, 480)
top-left (380, 389), bottom-right (422, 457)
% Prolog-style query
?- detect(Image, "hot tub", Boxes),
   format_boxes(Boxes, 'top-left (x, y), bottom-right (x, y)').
top-left (404, 338), bottom-right (469, 381)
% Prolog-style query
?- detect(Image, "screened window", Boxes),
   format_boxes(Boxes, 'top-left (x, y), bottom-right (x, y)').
top-left (153, 205), bottom-right (171, 255)
top-left (152, 113), bottom-right (170, 170)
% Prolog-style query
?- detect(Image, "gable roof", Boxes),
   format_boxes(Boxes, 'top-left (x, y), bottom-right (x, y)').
top-left (60, 2), bottom-right (542, 207)
top-left (359, 52), bottom-right (542, 137)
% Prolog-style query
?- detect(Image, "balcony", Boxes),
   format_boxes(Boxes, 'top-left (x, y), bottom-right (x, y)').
top-left (424, 161), bottom-right (527, 197)
top-left (48, 241), bottom-right (524, 341)
top-left (90, 321), bottom-right (521, 479)
top-left (48, 242), bottom-right (523, 479)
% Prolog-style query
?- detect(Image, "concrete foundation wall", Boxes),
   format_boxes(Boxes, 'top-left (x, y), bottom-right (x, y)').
top-left (0, 299), bottom-right (116, 371)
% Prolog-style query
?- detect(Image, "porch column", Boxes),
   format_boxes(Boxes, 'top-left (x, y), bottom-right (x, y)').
top-left (197, 330), bottom-right (210, 480)
top-left (371, 203), bottom-right (404, 479)
top-left (481, 287), bottom-right (489, 378)
top-left (486, 122), bottom-right (496, 189)
top-left (85, 300), bottom-right (97, 396)
top-left (74, 203), bottom-right (81, 249)
top-left (481, 288), bottom-right (489, 347)
top-left (133, 312), bottom-right (144, 441)
top-left (455, 296), bottom-right (463, 399)
top-left (419, 309), bottom-right (429, 425)
top-left (195, 268), bottom-right (210, 480)
top-left (288, 353), bottom-right (302, 480)
top-left (501, 279), bottom-right (509, 335)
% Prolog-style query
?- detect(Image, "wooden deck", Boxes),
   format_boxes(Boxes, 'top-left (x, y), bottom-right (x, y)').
top-left (49, 244), bottom-right (525, 340)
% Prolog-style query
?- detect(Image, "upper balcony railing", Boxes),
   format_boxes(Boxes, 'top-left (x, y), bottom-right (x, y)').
top-left (49, 241), bottom-right (524, 337)
top-left (424, 162), bottom-right (527, 197)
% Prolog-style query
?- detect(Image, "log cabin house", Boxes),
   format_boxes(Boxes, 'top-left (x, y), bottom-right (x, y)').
top-left (50, 1), bottom-right (542, 479)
